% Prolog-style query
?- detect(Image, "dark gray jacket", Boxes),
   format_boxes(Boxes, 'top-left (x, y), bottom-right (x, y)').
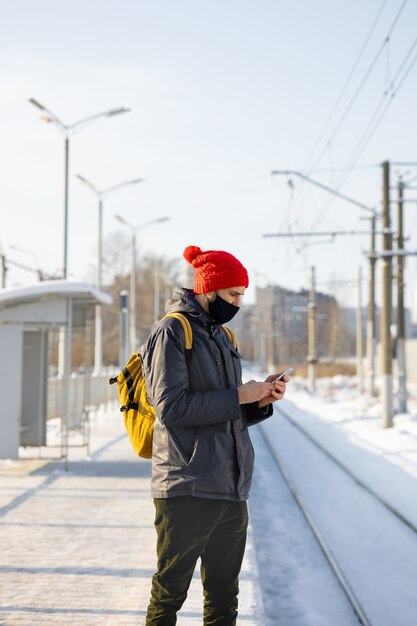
top-left (140, 288), bottom-right (272, 501)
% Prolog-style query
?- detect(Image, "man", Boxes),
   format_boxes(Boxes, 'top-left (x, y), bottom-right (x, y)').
top-left (141, 245), bottom-right (288, 625)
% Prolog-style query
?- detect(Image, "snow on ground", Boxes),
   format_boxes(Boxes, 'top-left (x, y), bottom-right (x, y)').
top-left (245, 364), bottom-right (417, 470)
top-left (244, 365), bottom-right (417, 524)
top-left (286, 374), bottom-right (417, 477)
top-left (7, 367), bottom-right (417, 625)
top-left (244, 365), bottom-right (417, 626)
top-left (249, 427), bottom-right (362, 626)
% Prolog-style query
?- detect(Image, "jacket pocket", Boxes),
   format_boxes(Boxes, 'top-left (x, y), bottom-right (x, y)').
top-left (168, 427), bottom-right (214, 471)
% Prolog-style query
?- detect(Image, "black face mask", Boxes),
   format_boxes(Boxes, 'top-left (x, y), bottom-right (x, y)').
top-left (208, 294), bottom-right (240, 324)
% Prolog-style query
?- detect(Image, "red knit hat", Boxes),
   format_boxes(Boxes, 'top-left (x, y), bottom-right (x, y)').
top-left (183, 245), bottom-right (249, 294)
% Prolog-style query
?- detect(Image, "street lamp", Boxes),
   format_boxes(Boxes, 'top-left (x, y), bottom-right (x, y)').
top-left (29, 99), bottom-right (130, 382)
top-left (115, 215), bottom-right (171, 353)
top-left (76, 175), bottom-right (143, 374)
top-left (28, 98), bottom-right (130, 279)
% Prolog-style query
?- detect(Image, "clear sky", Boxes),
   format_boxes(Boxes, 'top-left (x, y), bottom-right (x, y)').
top-left (1, 0), bottom-right (417, 313)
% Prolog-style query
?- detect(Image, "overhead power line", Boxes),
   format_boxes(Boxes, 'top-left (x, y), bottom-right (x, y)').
top-left (336, 32), bottom-right (417, 189)
top-left (263, 230), bottom-right (377, 238)
top-left (308, 164), bottom-right (379, 174)
top-left (303, 0), bottom-right (391, 174)
top-left (403, 172), bottom-right (417, 185)
top-left (304, 0), bottom-right (409, 176)
top-left (271, 169), bottom-right (376, 212)
top-left (3, 257), bottom-right (58, 281)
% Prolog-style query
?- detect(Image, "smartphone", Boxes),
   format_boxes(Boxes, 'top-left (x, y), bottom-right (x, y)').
top-left (276, 367), bottom-right (294, 381)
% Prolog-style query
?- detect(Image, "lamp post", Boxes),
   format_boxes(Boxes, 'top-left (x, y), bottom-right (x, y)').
top-left (115, 215), bottom-right (171, 353)
top-left (76, 175), bottom-right (143, 374)
top-left (29, 99), bottom-right (130, 380)
top-left (28, 98), bottom-right (130, 279)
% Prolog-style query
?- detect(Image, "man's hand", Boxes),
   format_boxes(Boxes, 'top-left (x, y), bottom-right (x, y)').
top-left (237, 372), bottom-right (289, 407)
top-left (237, 380), bottom-right (279, 405)
top-left (257, 372), bottom-right (289, 408)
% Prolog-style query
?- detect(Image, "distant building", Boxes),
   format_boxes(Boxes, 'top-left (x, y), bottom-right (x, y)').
top-left (231, 284), bottom-right (339, 369)
top-left (230, 282), bottom-right (415, 368)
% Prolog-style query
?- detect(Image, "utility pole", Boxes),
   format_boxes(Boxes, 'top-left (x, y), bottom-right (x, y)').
top-left (357, 266), bottom-right (364, 394)
top-left (381, 160), bottom-right (393, 428)
top-left (396, 177), bottom-right (407, 413)
top-left (267, 298), bottom-right (275, 374)
top-left (307, 266), bottom-right (318, 393)
top-left (367, 213), bottom-right (377, 397)
top-left (330, 301), bottom-right (338, 360)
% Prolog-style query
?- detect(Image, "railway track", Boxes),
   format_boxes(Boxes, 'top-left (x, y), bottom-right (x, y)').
top-left (258, 420), bottom-right (373, 626)
top-left (275, 405), bottom-right (417, 536)
top-left (257, 401), bottom-right (417, 625)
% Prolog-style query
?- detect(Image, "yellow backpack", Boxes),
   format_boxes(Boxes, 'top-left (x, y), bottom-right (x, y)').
top-left (109, 313), bottom-right (236, 459)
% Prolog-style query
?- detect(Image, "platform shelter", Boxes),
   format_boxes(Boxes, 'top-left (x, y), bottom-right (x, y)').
top-left (0, 281), bottom-right (112, 459)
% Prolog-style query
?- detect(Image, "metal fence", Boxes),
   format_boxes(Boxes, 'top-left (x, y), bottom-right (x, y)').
top-left (47, 369), bottom-right (118, 425)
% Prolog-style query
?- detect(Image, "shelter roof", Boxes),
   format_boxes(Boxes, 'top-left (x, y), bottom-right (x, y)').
top-left (0, 280), bottom-right (112, 310)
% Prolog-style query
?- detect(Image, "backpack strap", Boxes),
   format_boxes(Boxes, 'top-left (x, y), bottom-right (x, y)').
top-left (221, 325), bottom-right (237, 350)
top-left (161, 312), bottom-right (193, 350)
top-left (120, 365), bottom-right (139, 411)
top-left (161, 313), bottom-right (237, 351)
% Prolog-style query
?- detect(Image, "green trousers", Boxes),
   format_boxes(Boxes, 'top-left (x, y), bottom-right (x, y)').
top-left (145, 496), bottom-right (248, 626)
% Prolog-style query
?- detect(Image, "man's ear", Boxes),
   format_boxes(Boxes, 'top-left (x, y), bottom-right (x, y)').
top-left (205, 291), bottom-right (216, 302)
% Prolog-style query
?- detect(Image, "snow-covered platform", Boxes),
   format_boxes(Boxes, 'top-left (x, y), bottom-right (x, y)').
top-left (0, 402), bottom-right (265, 626)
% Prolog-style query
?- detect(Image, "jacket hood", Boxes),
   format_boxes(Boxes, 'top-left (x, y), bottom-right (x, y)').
top-left (164, 287), bottom-right (212, 324)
